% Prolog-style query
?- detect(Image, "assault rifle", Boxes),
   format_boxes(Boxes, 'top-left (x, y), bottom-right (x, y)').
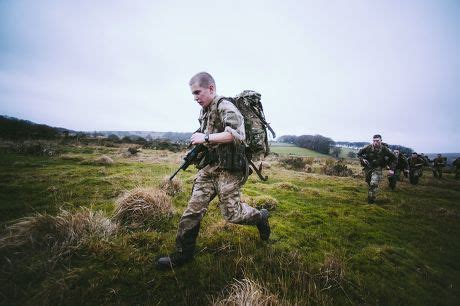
top-left (169, 144), bottom-right (207, 181)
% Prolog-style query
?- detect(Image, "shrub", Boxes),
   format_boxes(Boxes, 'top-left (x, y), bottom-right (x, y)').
top-left (128, 146), bottom-right (141, 155)
top-left (159, 176), bottom-right (183, 196)
top-left (322, 160), bottom-right (353, 177)
top-left (212, 278), bottom-right (280, 306)
top-left (113, 187), bottom-right (174, 230)
top-left (279, 156), bottom-right (307, 171)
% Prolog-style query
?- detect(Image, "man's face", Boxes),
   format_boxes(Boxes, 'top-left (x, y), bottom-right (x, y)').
top-left (437, 154), bottom-right (441, 158)
top-left (394, 150), bottom-right (400, 157)
top-left (412, 153), bottom-right (417, 158)
top-left (190, 82), bottom-right (215, 109)
top-left (372, 137), bottom-right (382, 148)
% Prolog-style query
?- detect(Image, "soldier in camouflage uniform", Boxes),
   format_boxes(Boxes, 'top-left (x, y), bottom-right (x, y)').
top-left (387, 148), bottom-right (408, 190)
top-left (358, 135), bottom-right (397, 203)
top-left (432, 154), bottom-right (446, 178)
top-left (453, 157), bottom-right (460, 179)
top-left (408, 152), bottom-right (425, 185)
top-left (157, 72), bottom-right (270, 270)
top-left (418, 153), bottom-right (431, 177)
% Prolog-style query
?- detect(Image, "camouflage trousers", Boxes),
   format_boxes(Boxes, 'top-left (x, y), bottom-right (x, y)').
top-left (432, 167), bottom-right (443, 178)
top-left (365, 168), bottom-right (383, 199)
top-left (175, 165), bottom-right (261, 255)
top-left (388, 169), bottom-right (401, 189)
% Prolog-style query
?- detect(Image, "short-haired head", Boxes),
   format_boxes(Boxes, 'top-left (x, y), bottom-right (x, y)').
top-left (189, 72), bottom-right (215, 88)
top-left (373, 134), bottom-right (382, 140)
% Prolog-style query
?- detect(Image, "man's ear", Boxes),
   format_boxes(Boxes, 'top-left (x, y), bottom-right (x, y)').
top-left (209, 84), bottom-right (215, 94)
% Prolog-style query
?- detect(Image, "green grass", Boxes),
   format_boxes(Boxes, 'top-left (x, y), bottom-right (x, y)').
top-left (1, 144), bottom-right (459, 305)
top-left (270, 142), bottom-right (328, 157)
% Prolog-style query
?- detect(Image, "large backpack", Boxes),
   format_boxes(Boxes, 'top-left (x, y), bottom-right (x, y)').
top-left (218, 90), bottom-right (276, 180)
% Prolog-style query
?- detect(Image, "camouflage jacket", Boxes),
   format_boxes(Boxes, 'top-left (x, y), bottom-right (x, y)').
top-left (198, 95), bottom-right (245, 150)
top-left (395, 154), bottom-right (409, 171)
top-left (357, 144), bottom-right (397, 169)
top-left (433, 157), bottom-right (446, 167)
top-left (408, 156), bottom-right (425, 169)
top-left (453, 157), bottom-right (460, 168)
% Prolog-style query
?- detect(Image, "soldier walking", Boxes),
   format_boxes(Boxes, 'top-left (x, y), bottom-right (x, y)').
top-left (388, 148), bottom-right (408, 190)
top-left (358, 134), bottom-right (397, 203)
top-left (453, 157), bottom-right (460, 179)
top-left (408, 152), bottom-right (425, 185)
top-left (432, 154), bottom-right (446, 178)
top-left (156, 72), bottom-right (270, 270)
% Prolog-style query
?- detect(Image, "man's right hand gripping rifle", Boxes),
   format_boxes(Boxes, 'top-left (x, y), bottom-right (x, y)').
top-left (169, 143), bottom-right (207, 181)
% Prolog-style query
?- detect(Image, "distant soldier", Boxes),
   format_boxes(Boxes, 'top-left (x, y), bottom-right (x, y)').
top-left (432, 154), bottom-right (446, 178)
top-left (418, 153), bottom-right (431, 177)
top-left (408, 152), bottom-right (425, 185)
top-left (453, 157), bottom-right (460, 179)
top-left (388, 148), bottom-right (409, 190)
top-left (358, 134), bottom-right (397, 203)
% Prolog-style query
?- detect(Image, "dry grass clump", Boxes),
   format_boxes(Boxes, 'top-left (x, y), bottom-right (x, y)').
top-left (243, 195), bottom-right (279, 211)
top-left (94, 155), bottom-right (114, 165)
top-left (159, 176), bottom-right (183, 196)
top-left (275, 182), bottom-right (300, 191)
top-left (212, 278), bottom-right (280, 306)
top-left (59, 154), bottom-right (85, 162)
top-left (319, 254), bottom-right (346, 289)
top-left (113, 187), bottom-right (174, 229)
top-left (0, 208), bottom-right (117, 255)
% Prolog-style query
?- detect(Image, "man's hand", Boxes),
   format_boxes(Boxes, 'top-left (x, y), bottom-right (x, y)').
top-left (362, 159), bottom-right (369, 166)
top-left (191, 132), bottom-right (206, 145)
top-left (388, 169), bottom-right (394, 176)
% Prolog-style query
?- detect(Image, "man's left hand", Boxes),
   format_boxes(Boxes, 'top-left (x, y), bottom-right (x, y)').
top-left (191, 132), bottom-right (206, 145)
top-left (388, 170), bottom-right (394, 176)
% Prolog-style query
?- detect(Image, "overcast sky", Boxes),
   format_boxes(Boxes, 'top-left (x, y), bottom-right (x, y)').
top-left (1, 0), bottom-right (459, 152)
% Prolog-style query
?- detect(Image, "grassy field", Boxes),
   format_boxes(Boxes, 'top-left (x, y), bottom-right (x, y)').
top-left (0, 143), bottom-right (459, 305)
top-left (270, 142), bottom-right (328, 157)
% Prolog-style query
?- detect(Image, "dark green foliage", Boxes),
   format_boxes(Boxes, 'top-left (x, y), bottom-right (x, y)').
top-left (0, 116), bottom-right (64, 140)
top-left (279, 156), bottom-right (307, 170)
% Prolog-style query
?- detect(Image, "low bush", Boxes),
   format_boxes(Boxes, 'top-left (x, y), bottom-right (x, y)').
top-left (279, 156), bottom-right (307, 171)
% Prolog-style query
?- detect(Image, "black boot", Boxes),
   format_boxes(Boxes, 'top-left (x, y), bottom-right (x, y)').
top-left (156, 252), bottom-right (194, 270)
top-left (256, 209), bottom-right (271, 241)
top-left (367, 196), bottom-right (375, 204)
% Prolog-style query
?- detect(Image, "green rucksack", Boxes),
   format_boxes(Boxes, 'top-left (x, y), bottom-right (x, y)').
top-left (218, 90), bottom-right (276, 180)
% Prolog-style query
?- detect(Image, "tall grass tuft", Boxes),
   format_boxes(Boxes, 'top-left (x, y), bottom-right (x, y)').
top-left (0, 208), bottom-right (117, 255)
top-left (212, 278), bottom-right (280, 306)
top-left (113, 187), bottom-right (174, 230)
top-left (159, 176), bottom-right (183, 196)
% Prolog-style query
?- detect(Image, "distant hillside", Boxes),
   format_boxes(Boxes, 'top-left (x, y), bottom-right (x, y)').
top-left (0, 115), bottom-right (72, 140)
top-left (95, 131), bottom-right (192, 142)
top-left (0, 116), bottom-right (193, 143)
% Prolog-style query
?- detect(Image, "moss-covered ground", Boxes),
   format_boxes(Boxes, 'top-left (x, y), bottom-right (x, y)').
top-left (0, 144), bottom-right (459, 305)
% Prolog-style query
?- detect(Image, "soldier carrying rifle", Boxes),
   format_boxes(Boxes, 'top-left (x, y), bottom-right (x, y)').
top-left (358, 134), bottom-right (397, 203)
top-left (156, 72), bottom-right (270, 270)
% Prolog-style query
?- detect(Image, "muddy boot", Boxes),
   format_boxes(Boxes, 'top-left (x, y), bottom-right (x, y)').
top-left (256, 209), bottom-right (271, 241)
top-left (156, 252), bottom-right (194, 270)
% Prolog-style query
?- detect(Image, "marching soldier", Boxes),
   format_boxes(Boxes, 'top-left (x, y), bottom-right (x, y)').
top-left (358, 134), bottom-right (397, 203)
top-left (388, 148), bottom-right (409, 190)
